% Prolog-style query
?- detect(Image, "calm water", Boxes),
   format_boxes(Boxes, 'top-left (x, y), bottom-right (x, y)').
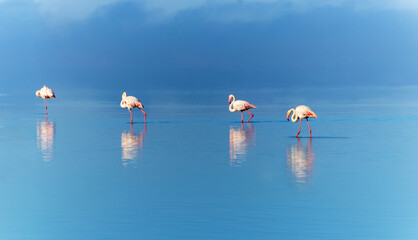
top-left (0, 100), bottom-right (418, 239)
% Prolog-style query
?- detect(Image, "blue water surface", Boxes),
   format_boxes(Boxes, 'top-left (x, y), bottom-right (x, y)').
top-left (0, 99), bottom-right (417, 240)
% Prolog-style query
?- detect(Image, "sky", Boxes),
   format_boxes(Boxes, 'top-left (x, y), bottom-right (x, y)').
top-left (1, 0), bottom-right (418, 103)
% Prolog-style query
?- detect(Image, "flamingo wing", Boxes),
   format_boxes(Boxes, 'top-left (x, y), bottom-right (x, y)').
top-left (45, 88), bottom-right (55, 98)
top-left (244, 103), bottom-right (256, 110)
top-left (124, 96), bottom-right (144, 108)
top-left (38, 86), bottom-right (55, 99)
top-left (296, 105), bottom-right (316, 118)
top-left (234, 100), bottom-right (256, 111)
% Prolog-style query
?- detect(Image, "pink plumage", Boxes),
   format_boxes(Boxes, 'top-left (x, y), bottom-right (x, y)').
top-left (120, 92), bottom-right (146, 124)
top-left (36, 86), bottom-right (55, 114)
top-left (287, 105), bottom-right (318, 137)
top-left (228, 94), bottom-right (256, 123)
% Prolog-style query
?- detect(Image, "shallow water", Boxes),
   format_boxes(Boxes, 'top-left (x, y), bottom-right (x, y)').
top-left (0, 101), bottom-right (418, 239)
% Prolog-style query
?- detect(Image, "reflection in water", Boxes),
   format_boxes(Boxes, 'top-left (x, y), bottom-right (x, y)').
top-left (37, 117), bottom-right (55, 162)
top-left (229, 123), bottom-right (255, 167)
top-left (287, 138), bottom-right (314, 184)
top-left (121, 124), bottom-right (146, 167)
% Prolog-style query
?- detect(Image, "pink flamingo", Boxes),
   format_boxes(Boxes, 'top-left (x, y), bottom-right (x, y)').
top-left (287, 105), bottom-right (318, 137)
top-left (36, 86), bottom-right (56, 114)
top-left (228, 94), bottom-right (256, 123)
top-left (120, 92), bottom-right (146, 124)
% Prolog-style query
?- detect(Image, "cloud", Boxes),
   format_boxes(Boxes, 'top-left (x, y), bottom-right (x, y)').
top-left (33, 0), bottom-right (119, 22)
top-left (354, 0), bottom-right (418, 11)
top-left (0, 0), bottom-right (417, 94)
top-left (32, 0), bottom-right (285, 22)
top-left (0, 0), bottom-right (411, 24)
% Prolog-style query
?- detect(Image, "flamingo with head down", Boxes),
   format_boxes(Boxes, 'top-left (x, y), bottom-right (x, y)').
top-left (287, 105), bottom-right (318, 137)
top-left (36, 86), bottom-right (56, 114)
top-left (120, 92), bottom-right (146, 124)
top-left (228, 94), bottom-right (256, 123)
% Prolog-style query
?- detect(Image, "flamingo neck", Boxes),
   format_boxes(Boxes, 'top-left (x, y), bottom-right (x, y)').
top-left (229, 96), bottom-right (236, 112)
top-left (290, 109), bottom-right (299, 122)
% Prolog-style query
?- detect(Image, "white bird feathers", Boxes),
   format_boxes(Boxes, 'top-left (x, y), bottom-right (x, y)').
top-left (121, 92), bottom-right (146, 123)
top-left (36, 86), bottom-right (55, 99)
top-left (36, 86), bottom-right (55, 113)
top-left (287, 105), bottom-right (318, 137)
top-left (32, 88), bottom-right (318, 137)
top-left (228, 94), bottom-right (256, 123)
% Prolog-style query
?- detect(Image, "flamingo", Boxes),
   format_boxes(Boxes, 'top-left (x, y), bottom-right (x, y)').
top-left (120, 92), bottom-right (146, 124)
top-left (287, 105), bottom-right (318, 137)
top-left (36, 86), bottom-right (56, 114)
top-left (228, 94), bottom-right (256, 123)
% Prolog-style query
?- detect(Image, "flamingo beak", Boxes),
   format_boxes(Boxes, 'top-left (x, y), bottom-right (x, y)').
top-left (312, 113), bottom-right (318, 118)
top-left (228, 99), bottom-right (231, 104)
top-left (286, 113), bottom-right (290, 121)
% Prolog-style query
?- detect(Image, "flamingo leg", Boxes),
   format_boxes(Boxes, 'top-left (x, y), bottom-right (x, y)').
top-left (245, 110), bottom-right (254, 123)
top-left (129, 109), bottom-right (133, 124)
top-left (296, 119), bottom-right (302, 137)
top-left (44, 99), bottom-right (48, 114)
top-left (241, 111), bottom-right (244, 123)
top-left (139, 109), bottom-right (147, 122)
top-left (306, 118), bottom-right (312, 137)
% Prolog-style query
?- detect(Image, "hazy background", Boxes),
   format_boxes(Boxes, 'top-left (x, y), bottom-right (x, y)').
top-left (1, 0), bottom-right (418, 105)
top-left (1, 2), bottom-right (418, 239)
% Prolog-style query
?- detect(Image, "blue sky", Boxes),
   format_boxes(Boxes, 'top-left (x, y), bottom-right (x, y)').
top-left (1, 0), bottom-right (418, 102)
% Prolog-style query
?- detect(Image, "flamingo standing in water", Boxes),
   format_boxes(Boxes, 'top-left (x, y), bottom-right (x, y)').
top-left (228, 94), bottom-right (256, 123)
top-left (120, 92), bottom-right (146, 124)
top-left (36, 86), bottom-right (55, 114)
top-left (287, 105), bottom-right (318, 137)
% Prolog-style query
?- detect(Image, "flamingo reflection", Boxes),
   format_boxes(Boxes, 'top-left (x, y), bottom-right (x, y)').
top-left (37, 116), bottom-right (55, 162)
top-left (229, 123), bottom-right (255, 167)
top-left (121, 124), bottom-right (146, 167)
top-left (287, 137), bottom-right (314, 184)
